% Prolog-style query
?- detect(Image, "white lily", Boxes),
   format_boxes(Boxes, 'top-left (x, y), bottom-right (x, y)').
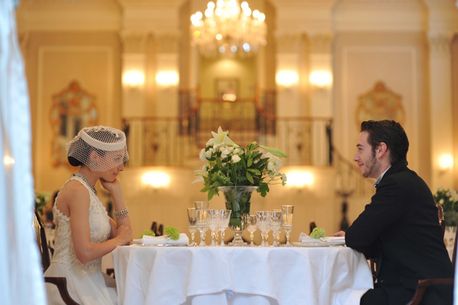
top-left (199, 148), bottom-right (206, 161)
top-left (206, 126), bottom-right (238, 148)
top-left (231, 154), bottom-right (241, 163)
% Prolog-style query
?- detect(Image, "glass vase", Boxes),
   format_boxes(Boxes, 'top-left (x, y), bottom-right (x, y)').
top-left (218, 186), bottom-right (257, 246)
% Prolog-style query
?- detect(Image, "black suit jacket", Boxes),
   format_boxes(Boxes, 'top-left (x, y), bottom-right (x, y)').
top-left (346, 161), bottom-right (453, 305)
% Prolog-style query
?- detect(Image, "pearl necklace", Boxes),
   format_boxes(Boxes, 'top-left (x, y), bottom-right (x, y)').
top-left (73, 173), bottom-right (97, 195)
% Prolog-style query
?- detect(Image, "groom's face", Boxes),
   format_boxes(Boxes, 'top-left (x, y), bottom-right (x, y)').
top-left (354, 131), bottom-right (380, 179)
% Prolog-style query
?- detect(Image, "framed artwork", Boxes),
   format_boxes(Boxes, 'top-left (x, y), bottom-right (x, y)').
top-left (355, 81), bottom-right (405, 128)
top-left (215, 78), bottom-right (239, 102)
top-left (49, 80), bottom-right (98, 167)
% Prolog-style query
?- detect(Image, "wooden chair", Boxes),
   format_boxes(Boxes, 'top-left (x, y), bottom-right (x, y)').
top-left (405, 224), bottom-right (457, 305)
top-left (34, 211), bottom-right (80, 305)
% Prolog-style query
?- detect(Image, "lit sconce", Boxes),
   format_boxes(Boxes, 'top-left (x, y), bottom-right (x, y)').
top-left (438, 153), bottom-right (454, 173)
top-left (155, 70), bottom-right (179, 87)
top-left (276, 70), bottom-right (299, 88)
top-left (141, 171), bottom-right (171, 189)
top-left (285, 170), bottom-right (314, 189)
top-left (122, 69), bottom-right (145, 89)
top-left (3, 155), bottom-right (15, 166)
top-left (309, 70), bottom-right (332, 89)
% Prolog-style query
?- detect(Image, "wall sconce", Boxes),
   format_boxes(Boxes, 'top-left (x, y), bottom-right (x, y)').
top-left (438, 153), bottom-right (454, 173)
top-left (3, 155), bottom-right (15, 167)
top-left (285, 170), bottom-right (314, 189)
top-left (155, 70), bottom-right (179, 87)
top-left (141, 171), bottom-right (171, 189)
top-left (276, 70), bottom-right (299, 88)
top-left (309, 70), bottom-right (332, 89)
top-left (122, 69), bottom-right (145, 89)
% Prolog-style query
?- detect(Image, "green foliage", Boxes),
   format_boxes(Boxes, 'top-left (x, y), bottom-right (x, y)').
top-left (434, 188), bottom-right (458, 226)
top-left (196, 127), bottom-right (287, 200)
top-left (35, 192), bottom-right (50, 214)
top-left (164, 226), bottom-right (180, 240)
top-left (310, 227), bottom-right (326, 239)
top-left (141, 229), bottom-right (155, 237)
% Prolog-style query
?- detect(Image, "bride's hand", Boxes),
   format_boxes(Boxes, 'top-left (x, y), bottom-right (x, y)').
top-left (100, 178), bottom-right (122, 196)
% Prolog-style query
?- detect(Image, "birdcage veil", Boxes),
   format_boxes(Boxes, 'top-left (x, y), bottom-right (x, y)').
top-left (67, 126), bottom-right (128, 171)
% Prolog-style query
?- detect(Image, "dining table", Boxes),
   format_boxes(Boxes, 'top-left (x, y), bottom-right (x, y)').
top-left (112, 244), bottom-right (373, 305)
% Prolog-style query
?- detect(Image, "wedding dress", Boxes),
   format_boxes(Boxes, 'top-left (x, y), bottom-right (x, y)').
top-left (44, 176), bottom-right (117, 305)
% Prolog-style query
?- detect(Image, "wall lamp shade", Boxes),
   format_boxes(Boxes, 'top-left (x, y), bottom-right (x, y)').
top-left (285, 170), bottom-right (314, 188)
top-left (438, 153), bottom-right (454, 172)
top-left (122, 70), bottom-right (145, 88)
top-left (276, 70), bottom-right (299, 88)
top-left (141, 171), bottom-right (171, 189)
top-left (309, 70), bottom-right (332, 88)
top-left (155, 70), bottom-right (179, 87)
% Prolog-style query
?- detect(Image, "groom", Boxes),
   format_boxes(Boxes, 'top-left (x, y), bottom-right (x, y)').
top-left (343, 120), bottom-right (453, 305)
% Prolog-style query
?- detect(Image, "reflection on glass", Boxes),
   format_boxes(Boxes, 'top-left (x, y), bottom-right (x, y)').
top-left (187, 207), bottom-right (197, 246)
top-left (281, 204), bottom-right (294, 246)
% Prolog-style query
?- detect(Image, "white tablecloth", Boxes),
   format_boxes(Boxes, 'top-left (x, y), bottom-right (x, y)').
top-left (113, 246), bottom-right (373, 305)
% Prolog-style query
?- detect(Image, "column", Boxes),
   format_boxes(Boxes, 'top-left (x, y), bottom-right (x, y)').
top-left (428, 33), bottom-right (454, 190)
top-left (308, 33), bottom-right (333, 166)
top-left (121, 31), bottom-right (150, 166)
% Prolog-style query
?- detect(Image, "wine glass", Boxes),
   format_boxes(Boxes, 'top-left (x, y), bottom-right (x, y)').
top-left (256, 211), bottom-right (271, 246)
top-left (187, 207), bottom-right (198, 246)
top-left (194, 201), bottom-right (209, 210)
top-left (195, 208), bottom-right (208, 246)
top-left (244, 214), bottom-right (257, 246)
top-left (207, 209), bottom-right (220, 246)
top-left (281, 204), bottom-right (294, 246)
top-left (270, 210), bottom-right (282, 246)
top-left (219, 209), bottom-right (232, 246)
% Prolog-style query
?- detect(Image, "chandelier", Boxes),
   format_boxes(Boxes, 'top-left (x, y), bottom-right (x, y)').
top-left (190, 0), bottom-right (266, 57)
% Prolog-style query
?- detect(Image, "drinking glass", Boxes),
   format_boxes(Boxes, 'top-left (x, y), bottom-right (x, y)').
top-left (256, 211), bottom-right (271, 246)
top-left (281, 204), bottom-right (294, 246)
top-left (219, 209), bottom-right (232, 246)
top-left (244, 214), bottom-right (257, 246)
top-left (194, 201), bottom-right (209, 210)
top-left (270, 210), bottom-right (282, 246)
top-left (187, 207), bottom-right (198, 246)
top-left (196, 208), bottom-right (208, 246)
top-left (207, 209), bottom-right (220, 246)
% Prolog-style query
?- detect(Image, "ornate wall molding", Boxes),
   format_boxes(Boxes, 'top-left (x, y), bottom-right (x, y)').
top-left (428, 33), bottom-right (453, 54)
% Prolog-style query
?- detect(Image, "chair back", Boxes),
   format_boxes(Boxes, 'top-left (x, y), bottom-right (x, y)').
top-left (452, 227), bottom-right (458, 268)
top-left (34, 211), bottom-right (51, 271)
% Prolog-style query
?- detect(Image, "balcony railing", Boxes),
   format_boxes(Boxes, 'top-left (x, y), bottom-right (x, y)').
top-left (124, 116), bottom-right (333, 168)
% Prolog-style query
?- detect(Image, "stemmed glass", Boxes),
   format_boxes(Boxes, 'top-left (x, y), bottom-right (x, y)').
top-left (281, 204), bottom-right (294, 246)
top-left (194, 201), bottom-right (209, 210)
top-left (187, 207), bottom-right (197, 246)
top-left (256, 211), bottom-right (271, 246)
top-left (207, 209), bottom-right (220, 246)
top-left (195, 208), bottom-right (208, 246)
top-left (219, 209), bottom-right (232, 246)
top-left (244, 214), bottom-right (257, 246)
top-left (270, 210), bottom-right (282, 246)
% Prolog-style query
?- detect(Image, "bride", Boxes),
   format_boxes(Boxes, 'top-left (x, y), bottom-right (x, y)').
top-left (45, 126), bottom-right (132, 305)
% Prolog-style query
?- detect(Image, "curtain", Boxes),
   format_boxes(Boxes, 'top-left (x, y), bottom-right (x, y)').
top-left (0, 1), bottom-right (46, 304)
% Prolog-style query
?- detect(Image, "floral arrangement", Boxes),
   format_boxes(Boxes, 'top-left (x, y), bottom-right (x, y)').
top-left (434, 188), bottom-right (458, 226)
top-left (35, 192), bottom-right (50, 214)
top-left (196, 127), bottom-right (287, 200)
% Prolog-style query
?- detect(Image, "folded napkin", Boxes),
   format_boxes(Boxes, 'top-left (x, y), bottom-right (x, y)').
top-left (298, 233), bottom-right (345, 246)
top-left (320, 236), bottom-right (345, 245)
top-left (298, 232), bottom-right (325, 244)
top-left (134, 233), bottom-right (189, 246)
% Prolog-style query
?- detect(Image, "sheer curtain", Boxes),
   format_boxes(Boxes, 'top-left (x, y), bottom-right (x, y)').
top-left (0, 1), bottom-right (46, 304)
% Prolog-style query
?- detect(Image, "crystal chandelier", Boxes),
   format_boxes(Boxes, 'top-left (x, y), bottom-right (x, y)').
top-left (190, 0), bottom-right (266, 57)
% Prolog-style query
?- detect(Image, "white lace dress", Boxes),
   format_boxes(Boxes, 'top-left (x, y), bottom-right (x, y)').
top-left (44, 176), bottom-right (117, 305)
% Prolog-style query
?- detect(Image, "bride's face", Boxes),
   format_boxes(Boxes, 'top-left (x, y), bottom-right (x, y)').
top-left (94, 150), bottom-right (126, 182)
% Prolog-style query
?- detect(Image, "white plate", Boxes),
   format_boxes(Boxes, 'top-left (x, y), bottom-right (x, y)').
top-left (292, 241), bottom-right (329, 247)
top-left (320, 237), bottom-right (346, 246)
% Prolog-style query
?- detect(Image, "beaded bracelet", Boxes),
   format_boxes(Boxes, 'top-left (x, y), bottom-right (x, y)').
top-left (114, 208), bottom-right (129, 218)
